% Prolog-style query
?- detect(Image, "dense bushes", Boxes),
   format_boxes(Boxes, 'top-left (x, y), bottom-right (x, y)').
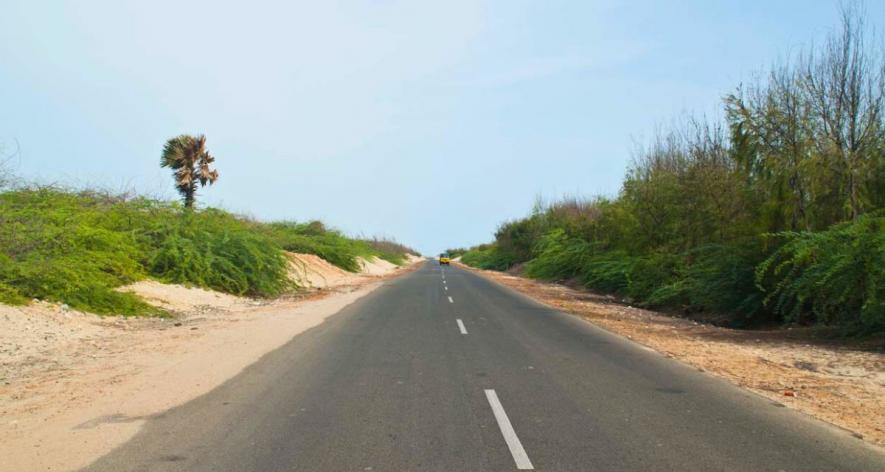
top-left (0, 189), bottom-right (164, 315)
top-left (0, 187), bottom-right (416, 316)
top-left (757, 214), bottom-right (884, 331)
top-left (463, 216), bottom-right (884, 331)
top-left (520, 231), bottom-right (763, 320)
top-left (460, 11), bottom-right (884, 333)
top-left (261, 221), bottom-right (369, 272)
top-left (460, 243), bottom-right (517, 271)
top-left (146, 210), bottom-right (291, 297)
top-left (442, 247), bottom-right (469, 258)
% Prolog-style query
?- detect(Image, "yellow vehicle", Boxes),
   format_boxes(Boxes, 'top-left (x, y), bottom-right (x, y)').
top-left (439, 254), bottom-right (451, 265)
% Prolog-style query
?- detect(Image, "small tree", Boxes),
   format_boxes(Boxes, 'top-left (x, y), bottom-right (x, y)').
top-left (160, 134), bottom-right (219, 209)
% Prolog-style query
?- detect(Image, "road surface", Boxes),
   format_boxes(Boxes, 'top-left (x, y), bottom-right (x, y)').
top-left (85, 261), bottom-right (884, 471)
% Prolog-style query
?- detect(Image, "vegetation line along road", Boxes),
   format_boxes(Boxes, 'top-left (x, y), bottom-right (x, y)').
top-left (451, 8), bottom-right (884, 335)
top-left (0, 135), bottom-right (419, 317)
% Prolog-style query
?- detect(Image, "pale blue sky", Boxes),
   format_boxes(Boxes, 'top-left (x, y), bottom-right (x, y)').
top-left (1, 1), bottom-right (880, 254)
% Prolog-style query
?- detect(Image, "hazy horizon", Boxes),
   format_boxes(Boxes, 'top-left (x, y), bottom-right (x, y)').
top-left (2, 0), bottom-right (880, 255)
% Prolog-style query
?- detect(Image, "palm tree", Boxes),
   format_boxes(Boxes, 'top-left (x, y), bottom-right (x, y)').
top-left (160, 134), bottom-right (219, 209)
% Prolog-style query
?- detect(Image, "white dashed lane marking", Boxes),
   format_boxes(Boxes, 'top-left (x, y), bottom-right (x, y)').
top-left (485, 389), bottom-right (533, 470)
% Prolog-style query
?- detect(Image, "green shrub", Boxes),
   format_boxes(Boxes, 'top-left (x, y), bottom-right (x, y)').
top-left (457, 11), bottom-right (885, 333)
top-left (462, 196), bottom-right (884, 333)
top-left (756, 215), bottom-right (885, 332)
top-left (461, 244), bottom-right (516, 270)
top-left (580, 251), bottom-right (635, 294)
top-left (262, 221), bottom-right (371, 272)
top-left (493, 218), bottom-right (542, 266)
top-left (679, 242), bottom-right (768, 325)
top-left (146, 211), bottom-right (292, 297)
top-left (444, 247), bottom-right (469, 258)
top-left (524, 229), bottom-right (594, 280)
top-left (627, 248), bottom-right (761, 317)
top-left (361, 238), bottom-right (418, 266)
top-left (519, 230), bottom-right (770, 326)
top-left (0, 280), bottom-right (27, 305)
top-left (0, 187), bottom-right (414, 316)
top-left (0, 189), bottom-right (160, 315)
top-left (625, 252), bottom-right (683, 304)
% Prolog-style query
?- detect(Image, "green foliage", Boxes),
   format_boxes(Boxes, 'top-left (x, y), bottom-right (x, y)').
top-left (0, 279), bottom-right (28, 305)
top-left (580, 251), bottom-right (635, 294)
top-left (146, 210), bottom-right (292, 297)
top-left (262, 221), bottom-right (365, 272)
top-left (626, 252), bottom-right (684, 304)
top-left (362, 238), bottom-right (419, 266)
top-left (443, 247), bottom-right (469, 258)
top-left (686, 243), bottom-right (766, 320)
top-left (257, 222), bottom-right (418, 272)
top-left (460, 244), bottom-right (515, 271)
top-left (460, 12), bottom-right (884, 333)
top-left (493, 218), bottom-right (542, 266)
top-left (756, 215), bottom-right (884, 332)
top-left (372, 251), bottom-right (406, 266)
top-left (0, 189), bottom-right (162, 315)
top-left (260, 221), bottom-right (414, 271)
top-left (523, 229), bottom-right (595, 281)
top-left (0, 187), bottom-right (414, 316)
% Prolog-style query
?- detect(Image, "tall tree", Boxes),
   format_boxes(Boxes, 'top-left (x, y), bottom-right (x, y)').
top-left (160, 134), bottom-right (219, 209)
top-left (800, 2), bottom-right (884, 220)
top-left (726, 65), bottom-right (817, 231)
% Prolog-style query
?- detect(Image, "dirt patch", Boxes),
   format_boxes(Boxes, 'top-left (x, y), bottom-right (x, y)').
top-left (459, 264), bottom-right (885, 447)
top-left (0, 258), bottom-right (421, 472)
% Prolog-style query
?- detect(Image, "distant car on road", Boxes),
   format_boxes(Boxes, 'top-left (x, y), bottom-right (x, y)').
top-left (439, 254), bottom-right (451, 265)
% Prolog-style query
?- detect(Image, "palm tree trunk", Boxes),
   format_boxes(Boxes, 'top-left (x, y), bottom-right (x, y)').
top-left (184, 186), bottom-right (196, 209)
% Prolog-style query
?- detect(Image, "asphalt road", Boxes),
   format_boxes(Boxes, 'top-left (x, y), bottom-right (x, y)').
top-left (85, 261), bottom-right (885, 471)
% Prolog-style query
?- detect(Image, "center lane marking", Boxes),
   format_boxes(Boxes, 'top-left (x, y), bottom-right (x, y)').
top-left (456, 318), bottom-right (468, 334)
top-left (484, 389), bottom-right (534, 470)
top-left (447, 296), bottom-right (454, 303)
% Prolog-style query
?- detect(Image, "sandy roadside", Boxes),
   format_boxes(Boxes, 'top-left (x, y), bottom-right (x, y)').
top-left (0, 256), bottom-right (422, 472)
top-left (458, 263), bottom-right (885, 448)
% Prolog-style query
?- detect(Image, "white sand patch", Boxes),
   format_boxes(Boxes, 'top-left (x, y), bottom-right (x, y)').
top-left (405, 254), bottom-right (426, 264)
top-left (286, 252), bottom-right (410, 288)
top-left (119, 280), bottom-right (251, 313)
top-left (286, 252), bottom-right (362, 289)
top-left (356, 256), bottom-right (399, 276)
top-left (0, 302), bottom-right (109, 387)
